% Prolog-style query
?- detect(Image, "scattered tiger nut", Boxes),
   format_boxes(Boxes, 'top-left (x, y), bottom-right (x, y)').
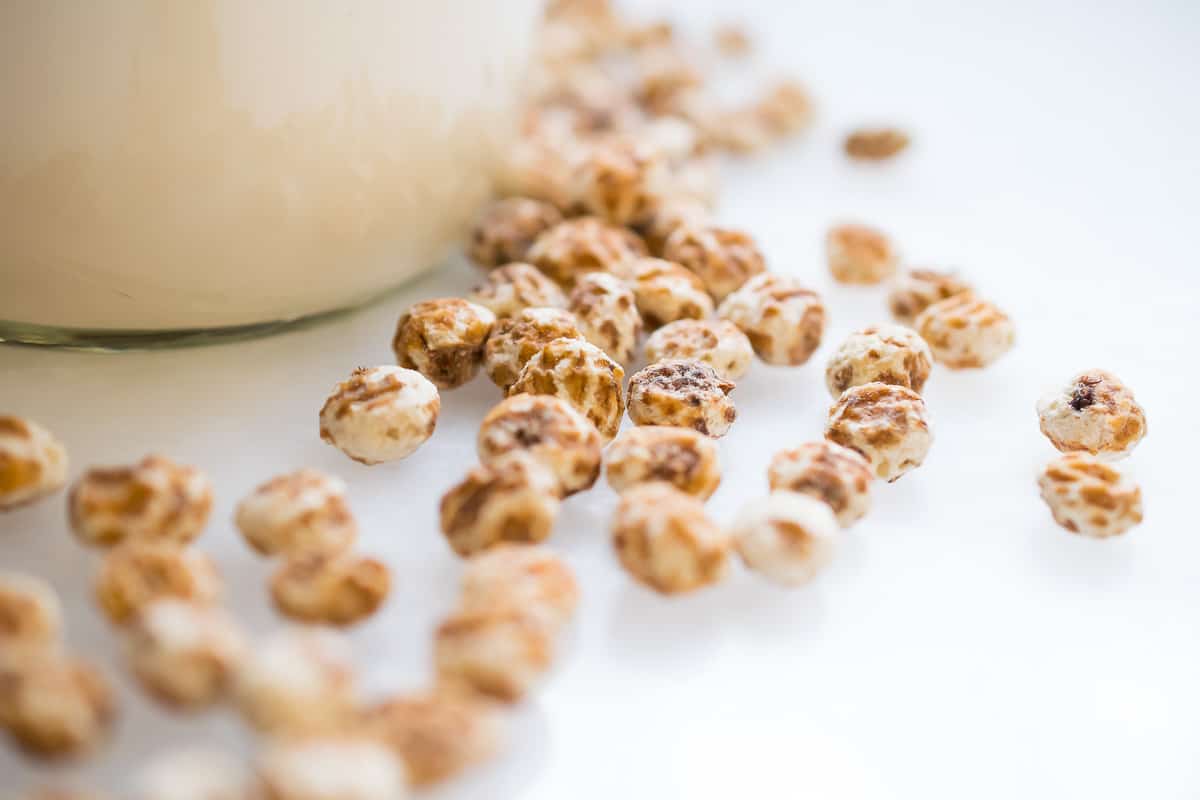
top-left (459, 545), bottom-right (579, 634)
top-left (1037, 370), bottom-right (1146, 460)
top-left (235, 469), bottom-right (357, 557)
top-left (888, 268), bottom-right (973, 327)
top-left (606, 426), bottom-right (721, 500)
top-left (467, 262), bottom-right (568, 319)
top-left (573, 139), bottom-right (668, 226)
top-left (0, 571), bottom-right (61, 653)
top-left (626, 257), bottom-right (714, 329)
top-left (526, 216), bottom-right (646, 288)
top-left (68, 455), bottom-right (212, 548)
top-left (392, 298), bottom-right (496, 390)
top-left (319, 366), bottom-right (440, 465)
top-left (824, 324), bottom-right (933, 397)
top-left (825, 383), bottom-right (933, 482)
top-left (826, 223), bottom-right (897, 285)
top-left (713, 23), bottom-right (751, 56)
top-left (270, 550), bottom-right (391, 627)
top-left (477, 394), bottom-right (603, 496)
top-left (0, 651), bottom-right (116, 760)
top-left (634, 199), bottom-right (710, 256)
top-left (440, 453), bottom-right (563, 557)
top-left (509, 337), bottom-right (626, 440)
top-left (484, 307), bottom-right (584, 390)
top-left (643, 319), bottom-right (754, 380)
top-left (662, 224), bottom-right (766, 301)
top-left (95, 543), bottom-right (222, 626)
top-left (757, 79), bottom-right (814, 137)
top-left (634, 46), bottom-right (704, 115)
top-left (434, 609), bottom-right (554, 703)
top-left (1038, 454), bottom-right (1143, 538)
top-left (497, 138), bottom-right (579, 212)
top-left (256, 737), bottom-right (410, 800)
top-left (468, 197), bottom-right (564, 269)
top-left (717, 273), bottom-right (827, 366)
top-left (134, 748), bottom-right (253, 800)
top-left (0, 416), bottom-right (67, 511)
top-left (844, 127), bottom-right (910, 160)
top-left (568, 271), bottom-right (642, 364)
top-left (611, 482), bottom-right (730, 594)
top-left (731, 491), bottom-right (840, 587)
top-left (914, 293), bottom-right (1015, 369)
top-left (124, 600), bottom-right (246, 710)
top-left (627, 359), bottom-right (737, 437)
top-left (767, 441), bottom-right (872, 528)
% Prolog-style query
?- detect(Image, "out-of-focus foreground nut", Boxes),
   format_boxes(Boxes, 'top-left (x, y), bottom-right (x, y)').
top-left (914, 293), bottom-right (1015, 369)
top-left (467, 262), bottom-right (567, 320)
top-left (95, 543), bottom-right (221, 625)
top-left (0, 416), bottom-right (67, 511)
top-left (826, 223), bottom-right (897, 285)
top-left (319, 367), bottom-right (440, 465)
top-left (662, 224), bottom-right (765, 301)
top-left (572, 139), bottom-right (668, 226)
top-left (256, 737), bottom-right (410, 800)
top-left (717, 273), bottom-right (826, 366)
top-left (235, 469), bottom-right (357, 557)
top-left (440, 454), bottom-right (562, 557)
top-left (134, 748), bottom-right (252, 800)
top-left (526, 216), bottom-right (645, 288)
top-left (508, 338), bottom-right (626, 440)
top-left (568, 272), bottom-right (642, 365)
top-left (1037, 370), bottom-right (1146, 460)
top-left (825, 383), bottom-right (933, 482)
top-left (824, 324), bottom-right (933, 397)
top-left (392, 298), bottom-right (496, 390)
top-left (768, 441), bottom-right (872, 528)
top-left (605, 425), bottom-right (721, 500)
top-left (1037, 453), bottom-right (1143, 538)
top-left (627, 359), bottom-right (736, 437)
top-left (434, 609), bottom-right (554, 702)
top-left (0, 651), bottom-right (116, 760)
top-left (731, 491), bottom-right (840, 587)
top-left (468, 197), bottom-right (563, 270)
top-left (477, 394), bottom-right (603, 496)
top-left (270, 551), bottom-right (391, 627)
top-left (459, 545), bottom-right (579, 633)
top-left (0, 571), bottom-right (61, 653)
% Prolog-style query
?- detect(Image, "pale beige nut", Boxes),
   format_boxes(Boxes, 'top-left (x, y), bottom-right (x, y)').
top-left (0, 571), bottom-right (61, 653)
top-left (626, 257), bottom-right (714, 330)
top-left (732, 491), bottom-right (840, 587)
top-left (392, 298), bottom-right (496, 390)
top-left (459, 545), bottom-right (579, 634)
top-left (496, 138), bottom-right (579, 212)
top-left (633, 199), bottom-right (710, 256)
top-left (662, 224), bottom-right (766, 301)
top-left (270, 551), bottom-right (391, 628)
top-left (664, 154), bottom-right (721, 209)
top-left (627, 359), bottom-right (737, 437)
top-left (826, 223), bottom-right (897, 285)
top-left (714, 23), bottom-right (751, 57)
top-left (757, 79), bottom-right (814, 137)
top-left (134, 748), bottom-right (253, 800)
top-left (825, 324), bottom-right (933, 397)
top-left (468, 197), bottom-right (564, 269)
top-left (235, 469), bottom-right (356, 557)
top-left (234, 628), bottom-right (357, 736)
top-left (638, 117), bottom-right (703, 164)
top-left (477, 394), bottom-right (602, 496)
top-left (768, 441), bottom-right (872, 528)
top-left (643, 319), bottom-right (753, 380)
top-left (526, 216), bottom-right (646, 288)
top-left (467, 262), bottom-right (567, 319)
top-left (611, 482), bottom-right (730, 594)
top-left (572, 139), bottom-right (668, 226)
top-left (844, 127), bottom-right (910, 160)
top-left (825, 383), bottom-right (933, 482)
top-left (717, 274), bottom-right (827, 366)
top-left (124, 600), bottom-right (246, 709)
top-left (319, 366), bottom-right (440, 465)
top-left (634, 46), bottom-right (704, 115)
top-left (434, 609), bottom-right (554, 703)
top-left (483, 307), bottom-right (583, 390)
top-left (95, 543), bottom-right (222, 626)
top-left (0, 651), bottom-right (116, 760)
top-left (256, 738), bottom-right (410, 800)
top-left (605, 426), bottom-right (721, 500)
top-left (888, 268), bottom-right (973, 327)
top-left (705, 107), bottom-right (772, 154)
top-left (914, 293), bottom-right (1015, 369)
top-left (362, 688), bottom-right (501, 787)
top-left (1037, 370), bottom-right (1146, 460)
top-left (623, 19), bottom-right (674, 50)
top-left (568, 271), bottom-right (643, 364)
top-left (1037, 454), bottom-right (1143, 538)
top-left (439, 453), bottom-right (562, 558)
top-left (508, 337), bottom-right (626, 440)
top-left (68, 455), bottom-right (212, 548)
top-left (0, 416), bottom-right (67, 511)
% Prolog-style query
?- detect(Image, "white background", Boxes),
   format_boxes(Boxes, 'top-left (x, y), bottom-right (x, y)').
top-left (3, 0), bottom-right (1200, 797)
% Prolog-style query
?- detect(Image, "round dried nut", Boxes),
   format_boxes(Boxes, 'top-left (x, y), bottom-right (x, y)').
top-left (477, 394), bottom-right (603, 496)
top-left (526, 216), bottom-right (646, 288)
top-left (392, 298), bottom-right (496, 390)
top-left (627, 359), bottom-right (737, 437)
top-left (68, 455), bottom-right (213, 548)
top-left (825, 324), bottom-right (933, 397)
top-left (459, 545), bottom-right (579, 634)
top-left (767, 441), bottom-right (872, 528)
top-left (717, 274), bottom-right (826, 366)
top-left (638, 117), bottom-right (702, 164)
top-left (757, 79), bottom-right (814, 137)
top-left (664, 154), bottom-right (720, 209)
top-left (1038, 454), bottom-right (1143, 538)
top-left (319, 366), bottom-right (440, 465)
top-left (497, 138), bottom-right (579, 212)
top-left (124, 600), bottom-right (246, 709)
top-left (662, 224), bottom-right (766, 301)
top-left (0, 571), bottom-right (61, 652)
top-left (95, 543), bottom-right (222, 626)
top-left (434, 609), bottom-right (554, 703)
top-left (568, 271), bottom-right (642, 365)
top-left (270, 551), bottom-right (391, 627)
top-left (468, 197), bottom-right (564, 269)
top-left (134, 748), bottom-right (252, 800)
top-left (714, 23), bottom-right (751, 56)
top-left (484, 307), bottom-right (583, 390)
top-left (234, 628), bottom-right (357, 736)
top-left (572, 139), bottom-right (668, 226)
top-left (611, 482), bottom-right (730, 594)
top-left (732, 491), bottom-right (840, 586)
top-left (235, 469), bottom-right (357, 557)
top-left (914, 293), bottom-right (1015, 369)
top-left (1037, 370), bottom-right (1146, 460)
top-left (633, 199), bottom-right (710, 256)
top-left (826, 223), bottom-right (897, 285)
top-left (888, 268), bottom-right (973, 327)
top-left (0, 651), bottom-right (116, 760)
top-left (440, 453), bottom-right (562, 557)
top-left (0, 416), bottom-right (67, 511)
top-left (626, 257), bottom-right (714, 329)
top-left (256, 737), bottom-right (410, 800)
top-left (844, 127), bottom-right (910, 160)
top-left (634, 46), bottom-right (704, 114)
top-left (508, 337), bottom-right (626, 440)
top-left (605, 426), bottom-right (721, 500)
top-left (825, 383), bottom-right (933, 482)
top-left (467, 262), bottom-right (567, 319)
top-left (643, 319), bottom-right (753, 380)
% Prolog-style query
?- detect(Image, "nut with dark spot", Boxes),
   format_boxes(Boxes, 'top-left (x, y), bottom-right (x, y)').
top-left (393, 298), bottom-right (496, 390)
top-left (718, 273), bottom-right (826, 366)
top-left (767, 441), bottom-right (872, 528)
top-left (1037, 370), bottom-right (1146, 460)
top-left (606, 425), bottom-right (721, 499)
top-left (626, 359), bottom-right (736, 437)
top-left (824, 324), bottom-right (933, 397)
top-left (825, 382), bottom-right (932, 482)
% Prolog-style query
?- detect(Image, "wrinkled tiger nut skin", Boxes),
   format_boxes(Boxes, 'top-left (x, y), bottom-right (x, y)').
top-left (256, 737), bottom-right (411, 800)
top-left (627, 359), bottom-right (737, 437)
top-left (270, 550), bottom-right (391, 627)
top-left (844, 127), bottom-right (910, 160)
top-left (459, 544), bottom-right (579, 634)
top-left (568, 271), bottom-right (642, 365)
top-left (392, 298), bottom-right (496, 390)
top-left (0, 572), bottom-right (62, 653)
top-left (633, 199), bottom-right (710, 257)
top-left (468, 197), bottom-right (564, 269)
top-left (0, 416), bottom-right (67, 511)
top-left (508, 337), bottom-right (626, 440)
top-left (888, 268), bottom-right (973, 327)
top-left (627, 257), bottom-right (714, 330)
top-left (484, 307), bottom-right (584, 390)
top-left (0, 651), bottom-right (117, 760)
top-left (319, 367), bottom-right (440, 465)
top-left (467, 262), bottom-right (568, 319)
top-left (718, 274), bottom-right (826, 366)
top-left (1037, 370), bottom-right (1146, 460)
top-left (644, 318), bottom-right (753, 380)
top-left (662, 224), bottom-right (766, 301)
top-left (95, 543), bottom-right (222, 626)
top-left (825, 324), bottom-right (933, 397)
top-left (605, 425), bottom-right (721, 500)
top-left (526, 216), bottom-right (646, 288)
top-left (477, 394), bottom-right (603, 496)
top-left (572, 138), bottom-right (668, 227)
top-left (236, 469), bottom-right (357, 557)
top-left (731, 491), bottom-right (840, 587)
top-left (439, 453), bottom-right (563, 557)
top-left (1037, 453), bottom-right (1143, 538)
top-left (767, 441), bottom-right (872, 528)
top-left (826, 223), bottom-right (897, 285)
top-left (434, 608), bottom-right (555, 703)
top-left (914, 293), bottom-right (1015, 369)
top-left (825, 383), bottom-right (933, 482)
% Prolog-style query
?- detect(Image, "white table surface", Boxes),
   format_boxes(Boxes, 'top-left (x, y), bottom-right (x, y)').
top-left (3, 0), bottom-right (1199, 797)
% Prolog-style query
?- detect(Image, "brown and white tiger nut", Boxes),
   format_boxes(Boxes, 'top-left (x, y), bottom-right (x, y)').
top-left (888, 268), bottom-right (973, 327)
top-left (568, 271), bottom-right (642, 364)
top-left (235, 469), bottom-right (357, 558)
top-left (914, 293), bottom-right (1015, 369)
top-left (256, 737), bottom-right (410, 800)
top-left (508, 337), bottom-right (626, 440)
top-left (627, 359), bottom-right (737, 437)
top-left (717, 274), bottom-right (826, 366)
top-left (319, 366), bottom-right (440, 465)
top-left (767, 441), bottom-right (872, 528)
top-left (0, 651), bottom-right (116, 760)
top-left (662, 224), bottom-right (766, 301)
top-left (757, 79), bottom-right (814, 137)
top-left (572, 139), bottom-right (668, 226)
top-left (826, 223), bottom-right (897, 285)
top-left (844, 128), bottom-right (910, 161)
top-left (1037, 370), bottom-right (1146, 460)
top-left (95, 543), bottom-right (222, 626)
top-left (633, 199), bottom-right (710, 256)
top-left (0, 416), bottom-right (67, 511)
top-left (468, 197), bottom-right (564, 269)
top-left (526, 216), bottom-right (646, 288)
top-left (1037, 454), bottom-right (1143, 538)
top-left (68, 455), bottom-right (212, 548)
top-left (467, 262), bottom-right (568, 319)
top-left (825, 324), bottom-right (933, 397)
top-left (459, 545), bottom-right (579, 634)
top-left (270, 550), bottom-right (391, 627)
top-left (0, 572), bottom-right (61, 654)
top-left (483, 307), bottom-right (584, 390)
top-left (825, 383), bottom-right (933, 482)
top-left (626, 257), bottom-right (714, 329)
top-left (477, 394), bottom-right (603, 496)
top-left (392, 298), bottom-right (496, 390)
top-left (440, 453), bottom-right (562, 557)
top-left (605, 426), bottom-right (721, 500)
top-left (731, 491), bottom-right (840, 587)
top-left (434, 609), bottom-right (554, 702)
top-left (643, 319), bottom-right (754, 380)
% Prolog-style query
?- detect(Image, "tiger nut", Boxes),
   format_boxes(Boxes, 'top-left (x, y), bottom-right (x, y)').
top-left (633, 199), bottom-right (710, 256)
top-left (134, 748), bottom-right (253, 800)
top-left (627, 359), bottom-right (736, 437)
top-left (731, 491), bottom-right (840, 587)
top-left (95, 543), bottom-right (222, 625)
top-left (0, 651), bottom-right (116, 760)
top-left (235, 469), bottom-right (357, 557)
top-left (767, 441), bottom-right (872, 528)
top-left (319, 366), bottom-right (440, 465)
top-left (826, 223), bottom-right (897, 285)
top-left (270, 550), bottom-right (391, 627)
top-left (508, 337), bottom-right (626, 440)
top-left (626, 257), bottom-right (714, 329)
top-left (392, 298), bottom-right (496, 390)
top-left (824, 324), bottom-right (933, 397)
top-left (572, 139), bottom-right (668, 226)
top-left (718, 273), bottom-right (826, 366)
top-left (1037, 370), bottom-right (1146, 460)
top-left (888, 268), bottom-right (972, 327)
top-left (484, 307), bottom-right (584, 390)
top-left (662, 224), bottom-right (766, 301)
top-left (0, 416), bottom-right (67, 511)
top-left (459, 545), bottom-right (579, 634)
top-left (467, 262), bottom-right (567, 319)
top-left (605, 425), bottom-right (721, 500)
top-left (0, 571), bottom-right (61, 654)
top-left (439, 453), bottom-right (562, 557)
top-left (914, 293), bottom-right (1015, 369)
top-left (434, 609), bottom-right (554, 702)
top-left (477, 394), bottom-right (603, 496)
top-left (526, 216), bottom-right (646, 288)
top-left (568, 271), bottom-right (642, 364)
top-left (256, 737), bottom-right (410, 800)
top-left (643, 318), bottom-right (754, 380)
top-left (468, 197), bottom-right (564, 269)
top-left (844, 128), bottom-right (910, 161)
top-left (825, 383), bottom-right (932, 482)
top-left (1037, 454), bottom-right (1143, 538)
